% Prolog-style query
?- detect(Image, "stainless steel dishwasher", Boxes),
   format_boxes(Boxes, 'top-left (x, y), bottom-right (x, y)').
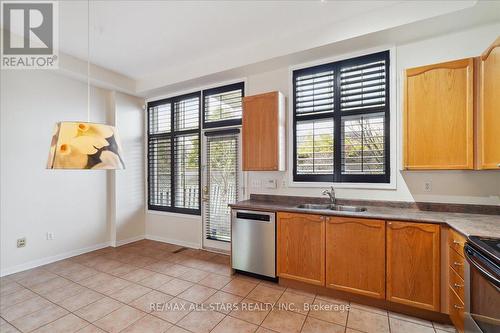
top-left (231, 210), bottom-right (276, 278)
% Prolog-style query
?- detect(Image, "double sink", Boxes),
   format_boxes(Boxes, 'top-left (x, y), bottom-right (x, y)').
top-left (296, 203), bottom-right (367, 212)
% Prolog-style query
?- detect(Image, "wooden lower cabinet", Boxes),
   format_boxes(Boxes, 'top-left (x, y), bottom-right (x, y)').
top-left (386, 221), bottom-right (441, 311)
top-left (449, 286), bottom-right (465, 332)
top-left (326, 217), bottom-right (386, 299)
top-left (277, 212), bottom-right (325, 285)
top-left (277, 212), bottom-right (444, 315)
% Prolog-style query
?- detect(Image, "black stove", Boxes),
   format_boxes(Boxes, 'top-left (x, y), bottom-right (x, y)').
top-left (467, 236), bottom-right (500, 264)
top-left (464, 236), bottom-right (500, 333)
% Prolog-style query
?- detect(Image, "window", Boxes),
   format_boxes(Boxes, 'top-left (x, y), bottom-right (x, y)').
top-left (204, 129), bottom-right (240, 242)
top-left (148, 82), bottom-right (244, 214)
top-left (148, 92), bottom-right (201, 214)
top-left (203, 82), bottom-right (244, 128)
top-left (293, 51), bottom-right (390, 183)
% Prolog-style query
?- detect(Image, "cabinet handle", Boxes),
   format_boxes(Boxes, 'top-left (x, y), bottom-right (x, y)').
top-left (454, 304), bottom-right (464, 310)
top-left (454, 283), bottom-right (464, 288)
top-left (453, 262), bottom-right (464, 266)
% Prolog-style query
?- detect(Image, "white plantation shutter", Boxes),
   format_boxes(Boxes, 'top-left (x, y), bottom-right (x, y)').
top-left (148, 102), bottom-right (172, 208)
top-left (340, 59), bottom-right (387, 112)
top-left (174, 134), bottom-right (200, 210)
top-left (148, 136), bottom-right (171, 207)
top-left (295, 69), bottom-right (334, 116)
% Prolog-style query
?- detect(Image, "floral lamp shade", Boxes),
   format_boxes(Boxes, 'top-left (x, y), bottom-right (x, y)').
top-left (47, 122), bottom-right (125, 170)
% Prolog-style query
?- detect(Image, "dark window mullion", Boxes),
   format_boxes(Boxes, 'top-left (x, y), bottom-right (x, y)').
top-left (295, 112), bottom-right (335, 122)
top-left (333, 64), bottom-right (342, 183)
top-left (384, 54), bottom-right (391, 181)
top-left (170, 101), bottom-right (175, 210)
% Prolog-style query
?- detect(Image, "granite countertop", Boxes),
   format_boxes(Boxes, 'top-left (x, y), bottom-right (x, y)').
top-left (229, 199), bottom-right (500, 238)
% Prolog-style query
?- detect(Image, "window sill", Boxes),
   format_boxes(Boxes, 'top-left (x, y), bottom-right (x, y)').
top-left (286, 180), bottom-right (397, 190)
top-left (147, 209), bottom-right (202, 220)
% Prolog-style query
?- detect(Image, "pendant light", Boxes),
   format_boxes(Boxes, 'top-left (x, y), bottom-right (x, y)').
top-left (47, 0), bottom-right (125, 170)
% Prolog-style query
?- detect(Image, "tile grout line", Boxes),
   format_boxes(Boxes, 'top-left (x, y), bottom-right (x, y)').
top-left (2, 241), bottom-right (449, 333)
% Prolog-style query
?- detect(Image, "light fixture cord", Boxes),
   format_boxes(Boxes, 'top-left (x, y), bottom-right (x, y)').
top-left (87, 0), bottom-right (90, 122)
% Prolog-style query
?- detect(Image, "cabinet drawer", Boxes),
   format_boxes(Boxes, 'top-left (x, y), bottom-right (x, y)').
top-left (449, 265), bottom-right (465, 302)
top-left (448, 229), bottom-right (466, 257)
top-left (449, 286), bottom-right (465, 333)
top-left (449, 247), bottom-right (465, 279)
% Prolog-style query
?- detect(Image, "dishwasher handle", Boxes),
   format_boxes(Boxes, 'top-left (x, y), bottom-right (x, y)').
top-left (235, 211), bottom-right (272, 222)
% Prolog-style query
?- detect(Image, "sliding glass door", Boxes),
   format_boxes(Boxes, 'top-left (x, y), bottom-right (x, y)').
top-left (202, 130), bottom-right (241, 251)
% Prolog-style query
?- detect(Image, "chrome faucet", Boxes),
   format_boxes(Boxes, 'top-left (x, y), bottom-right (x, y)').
top-left (322, 186), bottom-right (336, 206)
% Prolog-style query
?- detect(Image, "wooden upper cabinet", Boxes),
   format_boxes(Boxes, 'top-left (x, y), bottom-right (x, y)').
top-left (478, 37), bottom-right (500, 169)
top-left (242, 91), bottom-right (285, 171)
top-left (404, 58), bottom-right (474, 170)
top-left (326, 217), bottom-right (385, 299)
top-left (386, 221), bottom-right (441, 311)
top-left (277, 212), bottom-right (325, 286)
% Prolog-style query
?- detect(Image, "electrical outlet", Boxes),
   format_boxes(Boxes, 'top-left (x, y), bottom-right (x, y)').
top-left (263, 179), bottom-right (277, 189)
top-left (251, 179), bottom-right (262, 188)
top-left (424, 181), bottom-right (432, 192)
top-left (17, 238), bottom-right (26, 248)
top-left (46, 232), bottom-right (55, 240)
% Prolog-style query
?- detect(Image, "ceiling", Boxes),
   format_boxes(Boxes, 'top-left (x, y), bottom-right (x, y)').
top-left (5, 0), bottom-right (495, 95)
top-left (58, 0), bottom-right (399, 80)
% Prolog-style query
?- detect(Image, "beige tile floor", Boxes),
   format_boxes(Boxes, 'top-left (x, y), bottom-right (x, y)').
top-left (0, 240), bottom-right (458, 333)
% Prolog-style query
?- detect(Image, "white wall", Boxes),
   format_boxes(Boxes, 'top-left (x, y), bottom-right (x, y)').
top-left (246, 23), bottom-right (500, 205)
top-left (0, 70), bottom-right (146, 275)
top-left (146, 213), bottom-right (202, 249)
top-left (144, 23), bottom-right (500, 250)
top-left (113, 92), bottom-right (146, 245)
top-left (0, 70), bottom-right (112, 275)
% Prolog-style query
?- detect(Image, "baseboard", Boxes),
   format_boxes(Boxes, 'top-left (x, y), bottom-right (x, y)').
top-left (0, 241), bottom-right (112, 277)
top-left (145, 234), bottom-right (201, 249)
top-left (114, 235), bottom-right (145, 247)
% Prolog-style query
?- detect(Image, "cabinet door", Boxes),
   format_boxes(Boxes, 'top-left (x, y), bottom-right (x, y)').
top-left (326, 217), bottom-right (385, 299)
top-left (404, 58), bottom-right (474, 169)
top-left (479, 37), bottom-right (500, 169)
top-left (242, 92), bottom-right (279, 170)
top-left (387, 221), bottom-right (441, 311)
top-left (277, 212), bottom-right (325, 285)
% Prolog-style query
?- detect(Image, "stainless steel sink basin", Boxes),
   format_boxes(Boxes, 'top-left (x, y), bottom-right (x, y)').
top-left (296, 203), bottom-right (367, 212)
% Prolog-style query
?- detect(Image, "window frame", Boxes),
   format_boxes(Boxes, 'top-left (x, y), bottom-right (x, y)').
top-left (147, 91), bottom-right (201, 215)
top-left (202, 82), bottom-right (245, 129)
top-left (292, 50), bottom-right (390, 184)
